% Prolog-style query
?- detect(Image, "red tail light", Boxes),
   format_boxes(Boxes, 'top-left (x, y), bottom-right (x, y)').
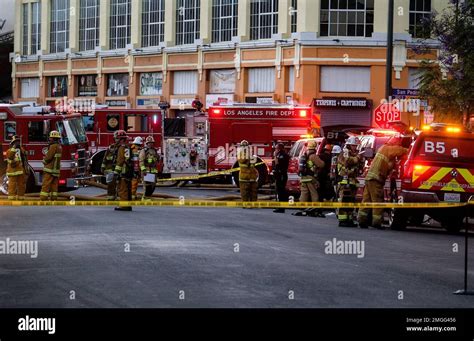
top-left (59, 179), bottom-right (66, 185)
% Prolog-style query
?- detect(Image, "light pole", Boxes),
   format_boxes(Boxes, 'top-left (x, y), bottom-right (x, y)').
top-left (385, 0), bottom-right (394, 100)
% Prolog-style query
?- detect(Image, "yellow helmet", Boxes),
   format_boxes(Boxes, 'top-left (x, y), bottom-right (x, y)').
top-left (307, 141), bottom-right (317, 150)
top-left (49, 130), bottom-right (61, 139)
top-left (240, 140), bottom-right (249, 146)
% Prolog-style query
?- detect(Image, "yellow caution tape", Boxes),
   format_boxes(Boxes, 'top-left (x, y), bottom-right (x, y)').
top-left (156, 162), bottom-right (266, 182)
top-left (0, 200), bottom-right (469, 208)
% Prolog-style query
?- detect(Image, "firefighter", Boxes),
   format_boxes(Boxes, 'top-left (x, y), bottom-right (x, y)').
top-left (40, 131), bottom-right (62, 201)
top-left (130, 136), bottom-right (143, 200)
top-left (336, 136), bottom-right (363, 227)
top-left (5, 135), bottom-right (29, 200)
top-left (358, 136), bottom-right (409, 229)
top-left (139, 136), bottom-right (160, 200)
top-left (101, 131), bottom-right (122, 200)
top-left (293, 141), bottom-right (325, 216)
top-left (114, 130), bottom-right (133, 211)
top-left (330, 145), bottom-right (342, 191)
top-left (272, 143), bottom-right (289, 213)
top-left (237, 140), bottom-right (258, 203)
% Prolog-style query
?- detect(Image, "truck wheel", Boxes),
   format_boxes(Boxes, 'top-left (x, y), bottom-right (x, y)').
top-left (90, 151), bottom-right (106, 176)
top-left (441, 217), bottom-right (463, 233)
top-left (409, 213), bottom-right (425, 226)
top-left (0, 174), bottom-right (8, 195)
top-left (389, 208), bottom-right (408, 230)
top-left (26, 173), bottom-right (37, 193)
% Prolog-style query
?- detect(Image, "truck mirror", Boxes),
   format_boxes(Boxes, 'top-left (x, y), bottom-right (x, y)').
top-left (362, 148), bottom-right (374, 158)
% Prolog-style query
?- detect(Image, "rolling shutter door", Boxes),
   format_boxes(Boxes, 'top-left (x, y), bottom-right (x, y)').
top-left (320, 109), bottom-right (372, 128)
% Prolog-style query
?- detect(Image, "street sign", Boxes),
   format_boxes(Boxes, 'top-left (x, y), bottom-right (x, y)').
top-left (374, 102), bottom-right (401, 128)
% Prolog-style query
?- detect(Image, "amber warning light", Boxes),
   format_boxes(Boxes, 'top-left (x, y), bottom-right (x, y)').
top-left (212, 109), bottom-right (222, 115)
top-left (298, 110), bottom-right (308, 118)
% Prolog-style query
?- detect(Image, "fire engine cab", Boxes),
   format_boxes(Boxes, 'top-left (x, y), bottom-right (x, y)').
top-left (0, 104), bottom-right (88, 194)
top-left (207, 103), bottom-right (313, 186)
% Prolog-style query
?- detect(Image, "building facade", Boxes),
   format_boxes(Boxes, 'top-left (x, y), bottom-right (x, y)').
top-left (11, 0), bottom-right (446, 126)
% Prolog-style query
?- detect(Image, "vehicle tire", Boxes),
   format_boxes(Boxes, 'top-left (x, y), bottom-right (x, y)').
top-left (0, 174), bottom-right (8, 196)
top-left (90, 151), bottom-right (106, 176)
top-left (388, 208), bottom-right (408, 230)
top-left (441, 217), bottom-right (463, 233)
top-left (409, 212), bottom-right (425, 226)
top-left (25, 172), bottom-right (37, 193)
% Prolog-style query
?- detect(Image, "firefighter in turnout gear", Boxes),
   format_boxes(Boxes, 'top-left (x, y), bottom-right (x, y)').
top-left (40, 131), bottom-right (62, 201)
top-left (293, 141), bottom-right (325, 216)
top-left (130, 137), bottom-right (143, 200)
top-left (358, 136), bottom-right (409, 229)
top-left (114, 130), bottom-right (133, 211)
top-left (5, 136), bottom-right (29, 200)
top-left (101, 131), bottom-right (122, 200)
top-left (139, 136), bottom-right (160, 199)
top-left (237, 140), bottom-right (258, 202)
top-left (337, 136), bottom-right (363, 227)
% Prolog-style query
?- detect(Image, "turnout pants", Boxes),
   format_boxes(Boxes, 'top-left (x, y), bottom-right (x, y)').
top-left (106, 174), bottom-right (117, 200)
top-left (40, 173), bottom-right (59, 201)
top-left (143, 182), bottom-right (156, 199)
top-left (300, 180), bottom-right (319, 203)
top-left (337, 184), bottom-right (357, 223)
top-left (8, 174), bottom-right (26, 200)
top-left (131, 178), bottom-right (139, 200)
top-left (240, 181), bottom-right (258, 202)
top-left (358, 179), bottom-right (384, 227)
top-left (118, 178), bottom-right (132, 201)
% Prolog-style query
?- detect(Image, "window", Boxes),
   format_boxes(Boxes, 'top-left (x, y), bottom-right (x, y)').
top-left (250, 0), bottom-right (278, 40)
top-left (140, 73), bottom-right (163, 96)
top-left (4, 122), bottom-right (16, 142)
top-left (320, 0), bottom-right (374, 37)
top-left (409, 0), bottom-right (431, 38)
top-left (107, 74), bottom-right (129, 97)
top-left (79, 0), bottom-right (100, 51)
top-left (22, 4), bottom-right (28, 55)
top-left (409, 67), bottom-right (421, 89)
top-left (48, 76), bottom-right (68, 97)
top-left (173, 71), bottom-right (198, 95)
top-left (209, 69), bottom-right (236, 94)
top-left (50, 0), bottom-right (70, 53)
top-left (248, 68), bottom-right (275, 93)
top-left (125, 115), bottom-right (148, 132)
top-left (176, 0), bottom-right (200, 45)
top-left (142, 0), bottom-right (165, 47)
top-left (82, 116), bottom-right (95, 132)
top-left (320, 66), bottom-right (371, 92)
top-left (212, 0), bottom-right (238, 43)
top-left (291, 0), bottom-right (297, 33)
top-left (288, 66), bottom-right (295, 92)
top-left (20, 78), bottom-right (40, 98)
top-left (31, 2), bottom-right (41, 54)
top-left (77, 75), bottom-right (98, 97)
top-left (106, 114), bottom-right (121, 131)
top-left (56, 118), bottom-right (88, 145)
top-left (110, 0), bottom-right (131, 49)
top-left (28, 121), bottom-right (49, 142)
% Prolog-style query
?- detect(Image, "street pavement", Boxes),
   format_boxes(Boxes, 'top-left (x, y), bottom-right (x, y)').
top-left (0, 187), bottom-right (473, 308)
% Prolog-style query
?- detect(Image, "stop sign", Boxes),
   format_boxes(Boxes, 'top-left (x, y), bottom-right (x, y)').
top-left (374, 102), bottom-right (401, 128)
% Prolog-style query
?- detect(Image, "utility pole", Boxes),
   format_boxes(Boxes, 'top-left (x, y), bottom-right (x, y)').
top-left (385, 0), bottom-right (394, 100)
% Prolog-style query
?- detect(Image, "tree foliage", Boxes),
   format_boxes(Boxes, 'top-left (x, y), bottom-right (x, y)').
top-left (415, 0), bottom-right (474, 126)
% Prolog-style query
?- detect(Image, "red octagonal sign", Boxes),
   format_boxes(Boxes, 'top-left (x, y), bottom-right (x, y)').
top-left (374, 102), bottom-right (401, 128)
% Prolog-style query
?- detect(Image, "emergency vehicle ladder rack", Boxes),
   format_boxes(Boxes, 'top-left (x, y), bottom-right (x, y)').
top-left (453, 195), bottom-right (474, 295)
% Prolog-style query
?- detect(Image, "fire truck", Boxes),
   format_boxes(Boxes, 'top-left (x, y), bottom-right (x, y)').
top-left (0, 104), bottom-right (88, 194)
top-left (78, 108), bottom-right (163, 175)
top-left (206, 103), bottom-right (313, 186)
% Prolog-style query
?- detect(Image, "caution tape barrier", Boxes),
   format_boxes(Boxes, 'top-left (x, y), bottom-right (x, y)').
top-left (156, 162), bottom-right (266, 182)
top-left (0, 200), bottom-right (470, 209)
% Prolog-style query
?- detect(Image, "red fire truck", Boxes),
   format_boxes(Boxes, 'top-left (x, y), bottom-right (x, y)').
top-left (206, 103), bottom-right (313, 186)
top-left (79, 108), bottom-right (163, 175)
top-left (0, 104), bottom-right (88, 194)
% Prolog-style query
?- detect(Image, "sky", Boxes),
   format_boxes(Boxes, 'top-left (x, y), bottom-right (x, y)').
top-left (0, 0), bottom-right (15, 33)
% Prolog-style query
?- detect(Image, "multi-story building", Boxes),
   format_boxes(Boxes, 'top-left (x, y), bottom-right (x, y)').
top-left (11, 0), bottom-right (446, 127)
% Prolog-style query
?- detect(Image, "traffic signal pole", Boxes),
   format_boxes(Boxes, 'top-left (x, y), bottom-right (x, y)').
top-left (385, 0), bottom-right (394, 101)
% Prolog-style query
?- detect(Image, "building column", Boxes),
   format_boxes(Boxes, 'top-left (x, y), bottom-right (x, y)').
top-left (297, 0), bottom-right (319, 40)
top-left (277, 0), bottom-right (291, 39)
top-left (131, 0), bottom-right (142, 48)
top-left (164, 0), bottom-right (177, 47)
top-left (236, 0), bottom-right (250, 42)
top-left (40, 0), bottom-right (51, 54)
top-left (200, 0), bottom-right (212, 44)
top-left (69, 0), bottom-right (79, 52)
top-left (99, 0), bottom-right (110, 50)
top-left (13, 0), bottom-right (22, 55)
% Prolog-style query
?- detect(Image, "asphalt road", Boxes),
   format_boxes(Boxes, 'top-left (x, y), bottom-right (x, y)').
top-left (0, 187), bottom-right (473, 308)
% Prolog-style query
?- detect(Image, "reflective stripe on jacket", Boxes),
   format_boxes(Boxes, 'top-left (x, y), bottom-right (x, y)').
top-left (43, 143), bottom-right (62, 177)
top-left (139, 147), bottom-right (159, 174)
top-left (366, 145), bottom-right (408, 183)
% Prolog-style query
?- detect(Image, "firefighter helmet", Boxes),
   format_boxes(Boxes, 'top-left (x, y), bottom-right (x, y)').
top-left (9, 135), bottom-right (19, 145)
top-left (49, 130), bottom-right (61, 139)
top-left (324, 144), bottom-right (333, 152)
top-left (345, 136), bottom-right (361, 146)
top-left (132, 136), bottom-right (143, 145)
top-left (332, 145), bottom-right (342, 154)
top-left (114, 130), bottom-right (127, 140)
top-left (240, 140), bottom-right (249, 146)
top-left (307, 141), bottom-right (317, 150)
top-left (145, 136), bottom-right (155, 144)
